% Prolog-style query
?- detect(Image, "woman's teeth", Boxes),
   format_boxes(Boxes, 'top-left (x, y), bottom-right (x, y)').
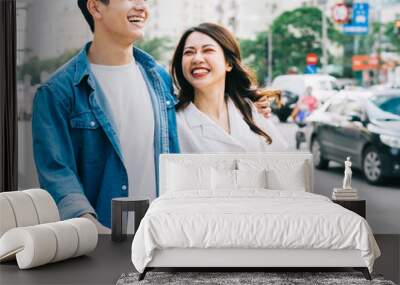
top-left (192, 68), bottom-right (209, 75)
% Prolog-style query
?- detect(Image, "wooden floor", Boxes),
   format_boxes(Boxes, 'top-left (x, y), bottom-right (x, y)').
top-left (0, 234), bottom-right (398, 285)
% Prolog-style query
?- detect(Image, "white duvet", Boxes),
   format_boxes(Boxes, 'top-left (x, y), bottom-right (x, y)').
top-left (131, 190), bottom-right (380, 273)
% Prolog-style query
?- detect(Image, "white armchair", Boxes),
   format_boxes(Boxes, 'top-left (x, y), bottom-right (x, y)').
top-left (0, 189), bottom-right (98, 269)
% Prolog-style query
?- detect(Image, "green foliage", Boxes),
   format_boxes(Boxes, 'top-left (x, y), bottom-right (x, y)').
top-left (17, 36), bottom-right (172, 85)
top-left (239, 32), bottom-right (268, 83)
top-left (18, 49), bottom-right (79, 85)
top-left (135, 36), bottom-right (173, 61)
top-left (240, 7), bottom-right (345, 83)
top-left (384, 21), bottom-right (400, 52)
top-left (272, 7), bottom-right (346, 77)
top-left (357, 23), bottom-right (380, 54)
top-left (356, 22), bottom-right (400, 54)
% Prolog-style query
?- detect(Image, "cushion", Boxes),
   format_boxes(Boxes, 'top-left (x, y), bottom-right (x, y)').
top-left (167, 162), bottom-right (212, 191)
top-left (0, 189), bottom-right (60, 238)
top-left (24, 189), bottom-right (60, 224)
top-left (0, 218), bottom-right (97, 269)
top-left (236, 169), bottom-right (268, 189)
top-left (0, 191), bottom-right (39, 228)
top-left (0, 196), bottom-right (16, 237)
top-left (237, 159), bottom-right (308, 191)
top-left (266, 168), bottom-right (306, 191)
top-left (211, 169), bottom-right (268, 191)
top-left (212, 168), bottom-right (237, 190)
top-left (0, 189), bottom-right (97, 270)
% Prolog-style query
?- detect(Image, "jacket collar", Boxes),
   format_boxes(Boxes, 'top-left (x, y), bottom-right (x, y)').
top-left (183, 99), bottom-right (247, 149)
top-left (73, 42), bottom-right (157, 87)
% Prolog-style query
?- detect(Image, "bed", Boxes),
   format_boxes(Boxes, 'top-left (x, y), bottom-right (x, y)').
top-left (131, 153), bottom-right (380, 280)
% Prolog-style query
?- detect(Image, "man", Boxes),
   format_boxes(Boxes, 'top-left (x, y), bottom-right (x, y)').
top-left (32, 0), bottom-right (179, 234)
top-left (32, 0), bottom-right (270, 233)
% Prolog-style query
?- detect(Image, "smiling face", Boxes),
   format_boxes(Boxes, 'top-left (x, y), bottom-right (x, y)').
top-left (95, 0), bottom-right (149, 43)
top-left (181, 32), bottom-right (232, 94)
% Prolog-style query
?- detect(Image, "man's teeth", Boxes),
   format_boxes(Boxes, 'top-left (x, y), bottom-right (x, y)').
top-left (128, 16), bottom-right (144, 23)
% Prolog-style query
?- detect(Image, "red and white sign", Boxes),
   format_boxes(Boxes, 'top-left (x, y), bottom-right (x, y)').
top-left (332, 3), bottom-right (350, 24)
top-left (352, 55), bottom-right (379, 71)
top-left (306, 53), bottom-right (318, 65)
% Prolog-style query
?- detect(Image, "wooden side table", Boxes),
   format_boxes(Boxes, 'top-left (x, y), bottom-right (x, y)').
top-left (332, 199), bottom-right (366, 219)
top-left (111, 198), bottom-right (149, 242)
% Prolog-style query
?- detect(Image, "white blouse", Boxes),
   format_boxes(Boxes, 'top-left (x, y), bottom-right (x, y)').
top-left (176, 98), bottom-right (288, 153)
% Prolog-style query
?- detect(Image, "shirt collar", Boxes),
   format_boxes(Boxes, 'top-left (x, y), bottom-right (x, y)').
top-left (183, 102), bottom-right (206, 128)
top-left (182, 98), bottom-right (248, 149)
top-left (183, 97), bottom-right (240, 127)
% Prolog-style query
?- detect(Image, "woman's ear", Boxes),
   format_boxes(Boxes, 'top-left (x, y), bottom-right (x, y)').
top-left (87, 0), bottom-right (103, 21)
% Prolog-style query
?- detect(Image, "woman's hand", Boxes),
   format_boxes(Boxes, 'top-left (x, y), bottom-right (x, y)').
top-left (254, 96), bottom-right (272, 118)
top-left (81, 213), bottom-right (111, 235)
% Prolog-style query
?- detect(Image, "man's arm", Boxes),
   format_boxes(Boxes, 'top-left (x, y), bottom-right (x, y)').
top-left (32, 85), bottom-right (97, 221)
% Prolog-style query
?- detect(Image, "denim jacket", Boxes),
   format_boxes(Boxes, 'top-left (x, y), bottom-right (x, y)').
top-left (32, 43), bottom-right (180, 228)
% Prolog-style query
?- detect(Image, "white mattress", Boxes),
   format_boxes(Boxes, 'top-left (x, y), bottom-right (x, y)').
top-left (131, 190), bottom-right (380, 273)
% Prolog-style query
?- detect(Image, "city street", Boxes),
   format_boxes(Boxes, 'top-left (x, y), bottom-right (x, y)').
top-left (274, 116), bottom-right (400, 234)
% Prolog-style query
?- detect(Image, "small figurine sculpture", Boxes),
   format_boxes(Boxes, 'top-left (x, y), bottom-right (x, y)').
top-left (342, 157), bottom-right (352, 190)
top-left (332, 157), bottom-right (357, 200)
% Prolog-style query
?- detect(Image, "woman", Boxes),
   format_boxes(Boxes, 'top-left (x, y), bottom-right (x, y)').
top-left (171, 23), bottom-right (287, 153)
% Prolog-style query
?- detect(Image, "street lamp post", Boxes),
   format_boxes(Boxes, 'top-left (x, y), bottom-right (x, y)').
top-left (267, 2), bottom-right (277, 85)
top-left (321, 0), bottom-right (328, 74)
top-left (376, 0), bottom-right (383, 84)
top-left (268, 28), bottom-right (273, 85)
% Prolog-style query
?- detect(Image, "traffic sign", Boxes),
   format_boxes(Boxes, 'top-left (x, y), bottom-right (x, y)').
top-left (343, 2), bottom-right (369, 35)
top-left (352, 55), bottom-right (379, 71)
top-left (332, 3), bottom-right (350, 24)
top-left (305, 65), bottom-right (317, 74)
top-left (306, 53), bottom-right (318, 65)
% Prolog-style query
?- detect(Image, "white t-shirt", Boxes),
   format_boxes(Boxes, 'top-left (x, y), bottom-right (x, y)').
top-left (91, 59), bottom-right (156, 201)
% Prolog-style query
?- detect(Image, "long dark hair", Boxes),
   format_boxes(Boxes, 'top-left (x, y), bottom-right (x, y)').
top-left (171, 22), bottom-right (272, 144)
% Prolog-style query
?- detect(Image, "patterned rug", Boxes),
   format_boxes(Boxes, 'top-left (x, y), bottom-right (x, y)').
top-left (116, 271), bottom-right (396, 285)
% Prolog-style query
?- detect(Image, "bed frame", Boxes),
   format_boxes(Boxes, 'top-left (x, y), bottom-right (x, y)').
top-left (138, 153), bottom-right (372, 281)
top-left (141, 248), bottom-right (371, 280)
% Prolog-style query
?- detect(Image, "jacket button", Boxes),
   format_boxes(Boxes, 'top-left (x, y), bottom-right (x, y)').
top-left (90, 121), bottom-right (96, 127)
top-left (121, 185), bottom-right (127, 191)
top-left (166, 100), bottom-right (171, 106)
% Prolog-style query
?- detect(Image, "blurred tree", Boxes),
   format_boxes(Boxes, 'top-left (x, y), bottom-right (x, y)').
top-left (239, 31), bottom-right (268, 84)
top-left (385, 21), bottom-right (400, 52)
top-left (135, 36), bottom-right (173, 61)
top-left (357, 23), bottom-right (380, 54)
top-left (240, 7), bottom-right (345, 84)
top-left (18, 49), bottom-right (79, 85)
top-left (17, 36), bottom-right (172, 85)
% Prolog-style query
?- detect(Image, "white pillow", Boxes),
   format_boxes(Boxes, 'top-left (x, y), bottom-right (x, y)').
top-left (167, 163), bottom-right (212, 191)
top-left (266, 168), bottom-right (306, 191)
top-left (237, 159), bottom-right (308, 191)
top-left (212, 168), bottom-right (237, 190)
top-left (236, 169), bottom-right (268, 189)
top-left (211, 168), bottom-right (268, 190)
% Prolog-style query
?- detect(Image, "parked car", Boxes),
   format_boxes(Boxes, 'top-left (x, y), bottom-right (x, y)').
top-left (271, 74), bottom-right (340, 103)
top-left (304, 89), bottom-right (400, 184)
top-left (270, 90), bottom-right (299, 122)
